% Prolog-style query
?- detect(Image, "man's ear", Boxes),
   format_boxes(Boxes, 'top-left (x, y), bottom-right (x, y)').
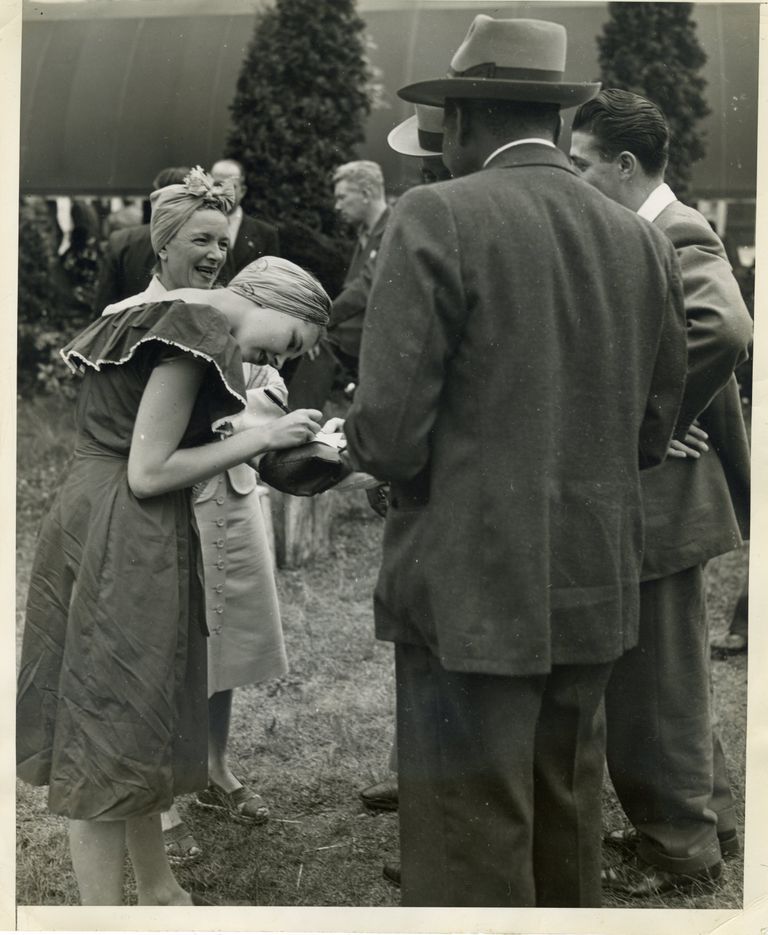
top-left (553, 112), bottom-right (564, 146)
top-left (617, 150), bottom-right (638, 179)
top-left (456, 101), bottom-right (472, 146)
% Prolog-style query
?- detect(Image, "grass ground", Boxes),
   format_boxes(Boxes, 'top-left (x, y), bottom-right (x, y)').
top-left (15, 395), bottom-right (748, 908)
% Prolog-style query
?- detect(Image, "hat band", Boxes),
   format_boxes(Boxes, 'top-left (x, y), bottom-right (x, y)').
top-left (449, 62), bottom-right (565, 82)
top-left (418, 128), bottom-right (444, 150)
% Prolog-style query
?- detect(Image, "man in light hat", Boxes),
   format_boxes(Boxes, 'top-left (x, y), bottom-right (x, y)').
top-left (343, 16), bottom-right (688, 906)
top-left (358, 104), bottom-right (449, 822)
top-left (387, 103), bottom-right (451, 185)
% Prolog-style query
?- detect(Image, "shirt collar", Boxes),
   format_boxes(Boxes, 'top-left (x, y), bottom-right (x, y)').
top-left (101, 275), bottom-right (168, 316)
top-left (637, 182), bottom-right (677, 222)
top-left (482, 138), bottom-right (557, 169)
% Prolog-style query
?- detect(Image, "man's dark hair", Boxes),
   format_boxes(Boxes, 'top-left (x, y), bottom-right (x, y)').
top-left (446, 98), bottom-right (561, 142)
top-left (152, 166), bottom-right (192, 190)
top-left (572, 89), bottom-right (669, 175)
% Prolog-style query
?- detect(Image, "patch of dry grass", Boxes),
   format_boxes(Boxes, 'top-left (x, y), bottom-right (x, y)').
top-left (15, 396), bottom-right (748, 909)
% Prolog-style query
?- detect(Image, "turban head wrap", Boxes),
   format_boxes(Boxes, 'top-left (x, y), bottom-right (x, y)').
top-left (228, 256), bottom-right (331, 328)
top-left (150, 166), bottom-right (236, 254)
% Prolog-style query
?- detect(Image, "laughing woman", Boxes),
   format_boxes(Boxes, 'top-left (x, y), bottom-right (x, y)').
top-left (16, 255), bottom-right (329, 905)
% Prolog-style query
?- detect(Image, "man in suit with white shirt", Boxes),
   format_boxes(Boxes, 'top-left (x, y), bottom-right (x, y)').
top-left (570, 88), bottom-right (752, 896)
top-left (92, 166), bottom-right (190, 312)
top-left (210, 159), bottom-right (280, 283)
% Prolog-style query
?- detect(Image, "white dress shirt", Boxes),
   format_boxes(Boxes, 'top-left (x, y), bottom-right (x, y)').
top-left (483, 138), bottom-right (557, 168)
top-left (637, 182), bottom-right (677, 222)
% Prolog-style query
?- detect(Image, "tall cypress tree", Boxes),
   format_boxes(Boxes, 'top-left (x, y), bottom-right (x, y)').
top-left (597, 2), bottom-right (709, 198)
top-left (227, 0), bottom-right (372, 235)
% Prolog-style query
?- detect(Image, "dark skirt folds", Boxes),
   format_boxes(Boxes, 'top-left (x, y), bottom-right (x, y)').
top-left (17, 452), bottom-right (208, 819)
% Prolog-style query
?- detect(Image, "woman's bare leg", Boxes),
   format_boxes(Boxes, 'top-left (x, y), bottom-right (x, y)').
top-left (125, 813), bottom-right (192, 905)
top-left (68, 818), bottom-right (126, 906)
top-left (208, 689), bottom-right (239, 791)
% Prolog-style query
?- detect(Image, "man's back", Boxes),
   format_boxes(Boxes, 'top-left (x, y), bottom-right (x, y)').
top-left (92, 224), bottom-right (155, 313)
top-left (347, 143), bottom-right (687, 675)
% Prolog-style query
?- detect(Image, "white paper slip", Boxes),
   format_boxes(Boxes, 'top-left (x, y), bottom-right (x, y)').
top-left (314, 431), bottom-right (347, 450)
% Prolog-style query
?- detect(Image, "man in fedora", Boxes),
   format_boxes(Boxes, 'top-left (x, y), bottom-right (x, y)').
top-left (343, 16), bottom-right (688, 906)
top-left (570, 89), bottom-right (751, 895)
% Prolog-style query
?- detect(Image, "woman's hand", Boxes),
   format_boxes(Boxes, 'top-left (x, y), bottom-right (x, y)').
top-left (266, 409), bottom-right (323, 449)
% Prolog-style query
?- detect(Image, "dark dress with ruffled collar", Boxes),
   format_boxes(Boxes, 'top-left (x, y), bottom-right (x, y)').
top-left (17, 301), bottom-right (246, 820)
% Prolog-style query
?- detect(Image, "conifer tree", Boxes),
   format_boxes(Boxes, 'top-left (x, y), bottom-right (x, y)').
top-left (227, 0), bottom-right (373, 235)
top-left (597, 2), bottom-right (709, 198)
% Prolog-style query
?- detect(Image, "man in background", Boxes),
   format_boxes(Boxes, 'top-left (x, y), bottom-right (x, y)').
top-left (359, 106), bottom-right (449, 825)
top-left (287, 160), bottom-right (390, 410)
top-left (570, 88), bottom-right (752, 895)
top-left (209, 158), bottom-right (280, 283)
top-left (92, 166), bottom-right (189, 312)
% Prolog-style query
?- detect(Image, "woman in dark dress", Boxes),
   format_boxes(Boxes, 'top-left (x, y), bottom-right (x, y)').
top-left (16, 253), bottom-right (329, 905)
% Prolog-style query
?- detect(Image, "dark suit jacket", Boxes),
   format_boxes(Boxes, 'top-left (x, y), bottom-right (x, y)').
top-left (93, 224), bottom-right (155, 313)
top-left (328, 207), bottom-right (391, 357)
top-left (218, 213), bottom-right (280, 285)
top-left (345, 144), bottom-right (687, 677)
top-left (640, 199), bottom-right (752, 580)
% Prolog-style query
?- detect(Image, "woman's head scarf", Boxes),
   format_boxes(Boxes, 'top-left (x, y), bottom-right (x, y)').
top-left (228, 256), bottom-right (331, 327)
top-left (150, 166), bottom-right (236, 255)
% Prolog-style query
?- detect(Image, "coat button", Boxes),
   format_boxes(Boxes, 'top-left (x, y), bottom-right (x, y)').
top-left (213, 584), bottom-right (224, 594)
top-left (215, 605), bottom-right (224, 614)
top-left (216, 560), bottom-right (225, 570)
top-left (215, 538), bottom-right (225, 548)
top-left (216, 497), bottom-right (225, 505)
top-left (216, 518), bottom-right (225, 527)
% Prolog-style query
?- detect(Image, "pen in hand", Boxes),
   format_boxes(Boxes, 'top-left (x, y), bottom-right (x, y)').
top-left (264, 387), bottom-right (291, 415)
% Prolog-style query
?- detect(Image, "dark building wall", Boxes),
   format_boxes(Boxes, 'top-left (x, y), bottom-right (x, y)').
top-left (20, 1), bottom-right (759, 201)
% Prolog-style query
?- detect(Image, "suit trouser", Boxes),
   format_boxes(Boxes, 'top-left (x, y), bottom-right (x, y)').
top-left (286, 339), bottom-right (358, 411)
top-left (395, 642), bottom-right (613, 907)
top-left (605, 565), bottom-right (736, 874)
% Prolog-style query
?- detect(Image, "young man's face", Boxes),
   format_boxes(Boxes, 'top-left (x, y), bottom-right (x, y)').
top-left (569, 130), bottom-right (624, 204)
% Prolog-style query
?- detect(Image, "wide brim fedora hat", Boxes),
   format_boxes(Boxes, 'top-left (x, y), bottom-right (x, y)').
top-left (398, 16), bottom-right (600, 109)
top-left (388, 104), bottom-right (444, 156)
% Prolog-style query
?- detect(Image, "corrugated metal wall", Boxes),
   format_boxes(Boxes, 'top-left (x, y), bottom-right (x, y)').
top-left (20, 1), bottom-right (759, 199)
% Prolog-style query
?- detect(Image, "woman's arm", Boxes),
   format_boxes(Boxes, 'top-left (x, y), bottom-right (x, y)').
top-left (127, 357), bottom-right (321, 499)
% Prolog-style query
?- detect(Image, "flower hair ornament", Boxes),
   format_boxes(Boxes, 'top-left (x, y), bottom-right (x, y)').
top-left (149, 166), bottom-right (237, 254)
top-left (183, 166), bottom-right (237, 209)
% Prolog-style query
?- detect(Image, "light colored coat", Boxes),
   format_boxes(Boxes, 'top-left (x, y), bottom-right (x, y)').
top-left (639, 199), bottom-right (752, 579)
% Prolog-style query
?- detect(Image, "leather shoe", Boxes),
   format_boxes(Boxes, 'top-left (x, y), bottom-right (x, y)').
top-left (383, 863), bottom-right (401, 887)
top-left (360, 777), bottom-right (399, 812)
top-left (711, 632), bottom-right (747, 658)
top-left (602, 858), bottom-right (722, 896)
top-left (605, 826), bottom-right (741, 860)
